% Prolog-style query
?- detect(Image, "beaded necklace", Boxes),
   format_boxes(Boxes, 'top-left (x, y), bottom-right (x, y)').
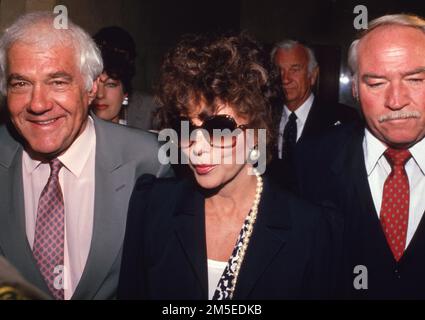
top-left (228, 169), bottom-right (263, 299)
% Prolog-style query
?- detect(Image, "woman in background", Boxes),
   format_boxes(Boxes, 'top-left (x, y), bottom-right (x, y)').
top-left (118, 33), bottom-right (332, 300)
top-left (91, 26), bottom-right (136, 125)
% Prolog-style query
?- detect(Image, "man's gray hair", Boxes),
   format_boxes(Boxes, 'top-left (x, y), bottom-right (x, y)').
top-left (348, 14), bottom-right (425, 81)
top-left (271, 39), bottom-right (318, 74)
top-left (0, 11), bottom-right (103, 95)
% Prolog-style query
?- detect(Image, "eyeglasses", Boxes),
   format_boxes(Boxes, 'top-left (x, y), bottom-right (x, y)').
top-left (174, 114), bottom-right (248, 148)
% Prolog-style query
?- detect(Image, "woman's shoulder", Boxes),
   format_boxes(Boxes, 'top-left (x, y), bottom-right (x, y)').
top-left (128, 175), bottom-right (191, 228)
top-left (131, 174), bottom-right (194, 211)
top-left (133, 174), bottom-right (190, 194)
top-left (264, 178), bottom-right (327, 227)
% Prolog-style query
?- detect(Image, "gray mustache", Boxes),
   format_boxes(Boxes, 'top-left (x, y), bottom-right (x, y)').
top-left (378, 111), bottom-right (421, 123)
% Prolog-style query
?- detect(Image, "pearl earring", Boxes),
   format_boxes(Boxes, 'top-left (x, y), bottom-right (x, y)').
top-left (122, 96), bottom-right (129, 106)
top-left (249, 147), bottom-right (260, 162)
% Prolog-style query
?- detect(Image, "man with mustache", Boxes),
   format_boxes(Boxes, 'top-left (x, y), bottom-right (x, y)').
top-left (295, 14), bottom-right (425, 299)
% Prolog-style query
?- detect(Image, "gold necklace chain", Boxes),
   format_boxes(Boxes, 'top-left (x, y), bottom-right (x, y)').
top-left (229, 169), bottom-right (263, 299)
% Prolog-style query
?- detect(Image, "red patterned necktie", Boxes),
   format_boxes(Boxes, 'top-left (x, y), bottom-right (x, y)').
top-left (32, 159), bottom-right (65, 300)
top-left (380, 148), bottom-right (411, 262)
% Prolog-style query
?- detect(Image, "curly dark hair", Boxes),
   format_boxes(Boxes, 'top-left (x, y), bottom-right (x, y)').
top-left (93, 26), bottom-right (136, 95)
top-left (155, 32), bottom-right (280, 161)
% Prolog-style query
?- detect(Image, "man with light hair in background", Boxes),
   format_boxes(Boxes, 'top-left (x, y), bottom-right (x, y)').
top-left (271, 39), bottom-right (359, 161)
top-left (295, 14), bottom-right (425, 299)
top-left (0, 11), bottom-right (170, 300)
top-left (268, 39), bottom-right (359, 190)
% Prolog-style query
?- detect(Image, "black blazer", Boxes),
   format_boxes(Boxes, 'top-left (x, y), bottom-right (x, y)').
top-left (268, 99), bottom-right (361, 191)
top-left (294, 123), bottom-right (425, 299)
top-left (271, 98), bottom-right (361, 146)
top-left (118, 175), bottom-right (333, 300)
top-left (297, 100), bottom-right (360, 143)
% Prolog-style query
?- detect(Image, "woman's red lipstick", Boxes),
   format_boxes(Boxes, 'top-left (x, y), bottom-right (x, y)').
top-left (194, 165), bottom-right (216, 175)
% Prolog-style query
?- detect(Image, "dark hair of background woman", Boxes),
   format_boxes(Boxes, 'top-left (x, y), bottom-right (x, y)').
top-left (93, 26), bottom-right (137, 96)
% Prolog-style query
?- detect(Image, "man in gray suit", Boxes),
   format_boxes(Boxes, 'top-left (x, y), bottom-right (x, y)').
top-left (0, 12), bottom-right (169, 299)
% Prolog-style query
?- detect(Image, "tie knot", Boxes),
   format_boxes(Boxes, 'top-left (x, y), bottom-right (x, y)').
top-left (49, 158), bottom-right (63, 177)
top-left (384, 148), bottom-right (412, 167)
top-left (288, 112), bottom-right (297, 122)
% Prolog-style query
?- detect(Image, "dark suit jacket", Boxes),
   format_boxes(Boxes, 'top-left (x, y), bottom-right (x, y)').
top-left (294, 123), bottom-right (425, 299)
top-left (272, 98), bottom-right (360, 147)
top-left (118, 175), bottom-right (333, 300)
top-left (0, 115), bottom-right (171, 299)
top-left (267, 98), bottom-right (361, 191)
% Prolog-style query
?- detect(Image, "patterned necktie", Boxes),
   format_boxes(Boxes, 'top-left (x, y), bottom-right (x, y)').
top-left (282, 112), bottom-right (297, 159)
top-left (32, 159), bottom-right (65, 300)
top-left (380, 148), bottom-right (411, 262)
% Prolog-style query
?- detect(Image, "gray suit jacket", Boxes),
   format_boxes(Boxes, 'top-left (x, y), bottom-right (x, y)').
top-left (0, 115), bottom-right (170, 299)
top-left (0, 257), bottom-right (49, 300)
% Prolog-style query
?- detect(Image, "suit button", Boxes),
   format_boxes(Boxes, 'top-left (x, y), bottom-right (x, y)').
top-left (394, 269), bottom-right (401, 279)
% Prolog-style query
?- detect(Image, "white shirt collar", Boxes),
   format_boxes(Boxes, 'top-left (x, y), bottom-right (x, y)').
top-left (363, 127), bottom-right (425, 176)
top-left (23, 116), bottom-right (96, 178)
top-left (283, 93), bottom-right (314, 125)
top-left (363, 128), bottom-right (387, 176)
top-left (409, 136), bottom-right (425, 176)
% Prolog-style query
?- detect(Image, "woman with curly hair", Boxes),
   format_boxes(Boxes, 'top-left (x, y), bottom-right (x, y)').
top-left (118, 33), bottom-right (332, 300)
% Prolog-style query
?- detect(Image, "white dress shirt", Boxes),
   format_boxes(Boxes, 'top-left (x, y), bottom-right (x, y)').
top-left (23, 117), bottom-right (96, 300)
top-left (278, 93), bottom-right (315, 159)
top-left (363, 128), bottom-right (425, 248)
top-left (207, 259), bottom-right (227, 300)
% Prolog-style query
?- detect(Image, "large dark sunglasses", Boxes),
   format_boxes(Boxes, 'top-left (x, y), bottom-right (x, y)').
top-left (175, 114), bottom-right (248, 148)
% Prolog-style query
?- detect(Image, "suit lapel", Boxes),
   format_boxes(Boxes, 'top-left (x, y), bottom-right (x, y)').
top-left (348, 131), bottom-right (378, 220)
top-left (329, 126), bottom-right (373, 216)
top-left (299, 98), bottom-right (322, 142)
top-left (402, 207), bottom-right (425, 264)
top-left (173, 181), bottom-right (208, 299)
top-left (234, 179), bottom-right (291, 299)
top-left (0, 125), bottom-right (51, 296)
top-left (330, 127), bottom-right (395, 263)
top-left (72, 117), bottom-right (134, 299)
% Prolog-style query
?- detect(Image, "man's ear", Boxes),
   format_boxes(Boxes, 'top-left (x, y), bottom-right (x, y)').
top-left (310, 66), bottom-right (319, 86)
top-left (352, 79), bottom-right (359, 100)
top-left (88, 79), bottom-right (99, 105)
